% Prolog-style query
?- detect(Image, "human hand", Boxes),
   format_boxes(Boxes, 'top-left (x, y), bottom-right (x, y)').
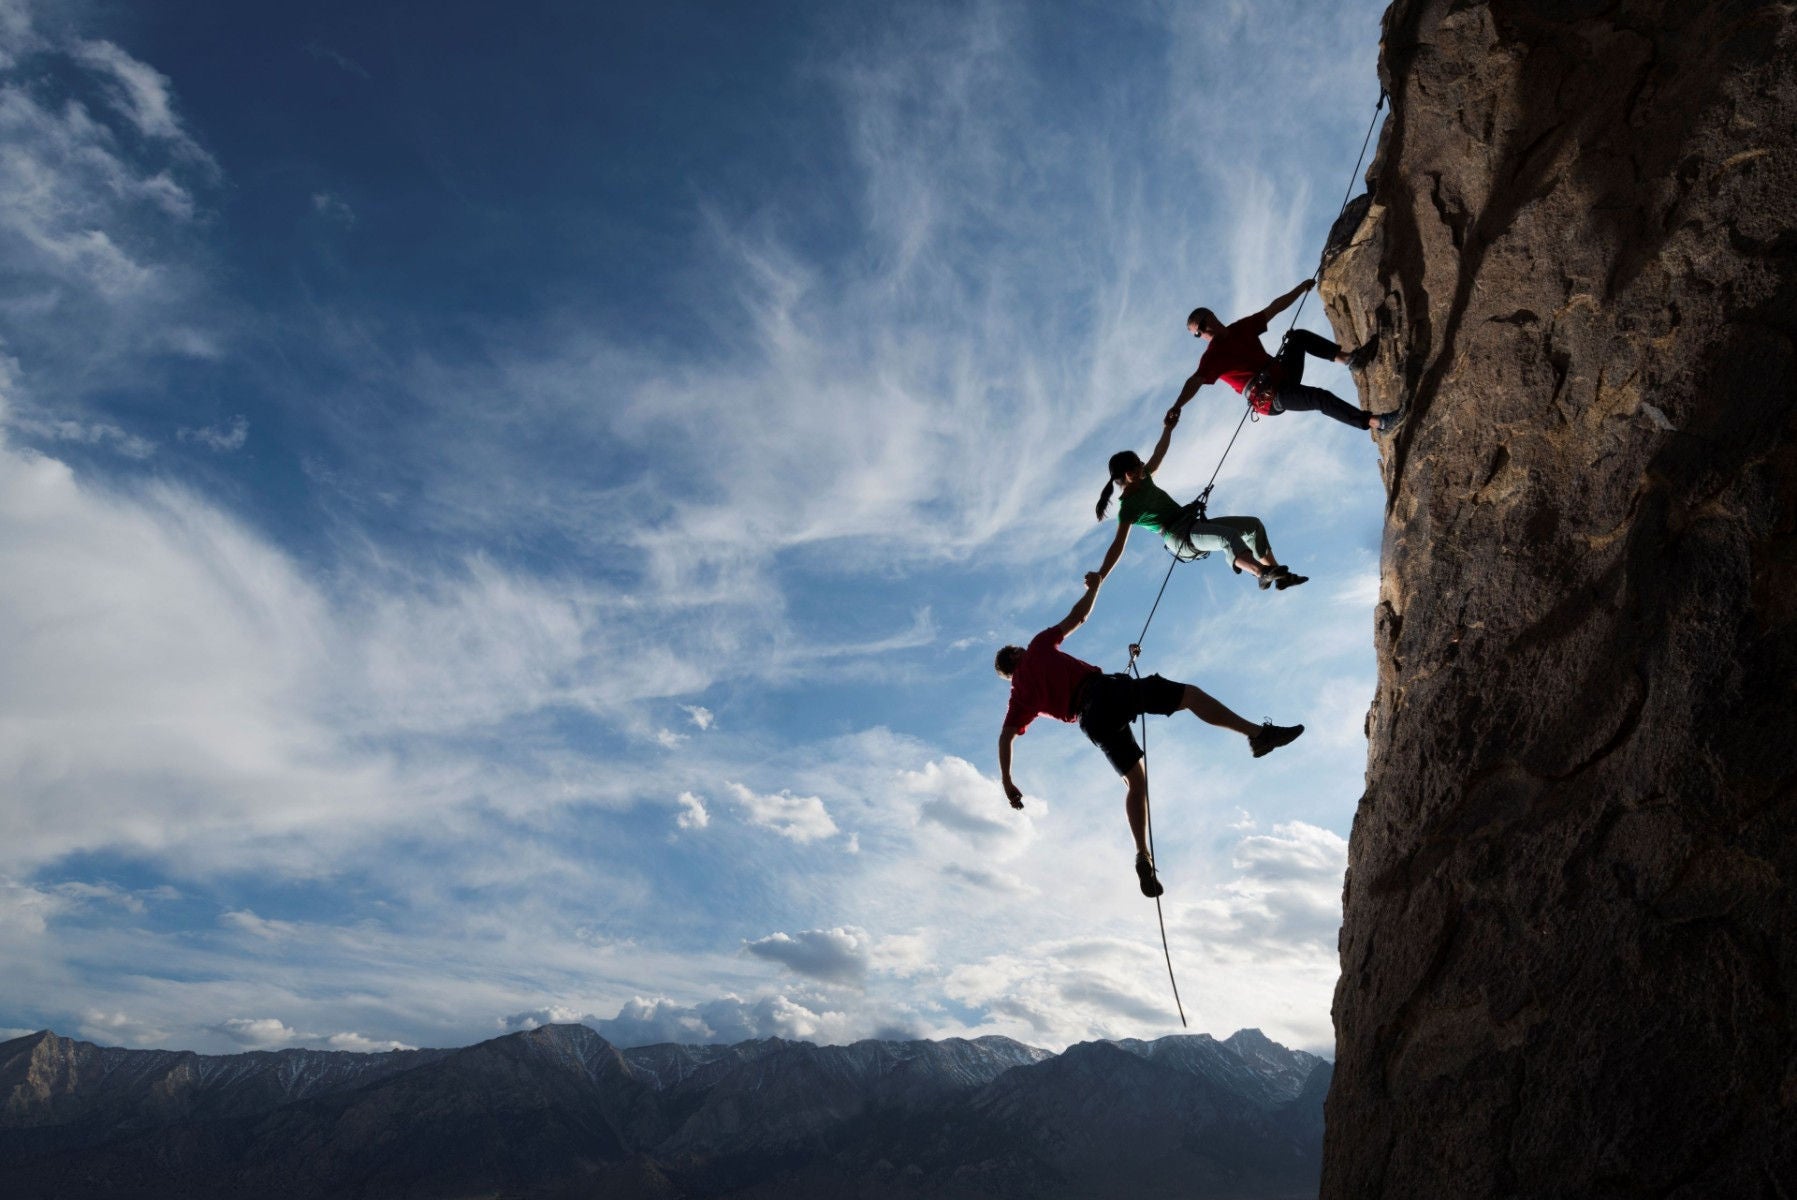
top-left (1004, 780), bottom-right (1024, 809)
top-left (1163, 406), bottom-right (1181, 427)
top-left (1084, 571), bottom-right (1103, 590)
top-left (1299, 278), bottom-right (1316, 292)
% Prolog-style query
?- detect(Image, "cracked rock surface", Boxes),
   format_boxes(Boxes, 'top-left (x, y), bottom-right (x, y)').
top-left (1319, 0), bottom-right (1797, 1196)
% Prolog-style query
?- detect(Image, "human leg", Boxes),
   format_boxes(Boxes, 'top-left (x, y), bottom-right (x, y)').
top-left (1180, 517), bottom-right (1265, 579)
top-left (1278, 329), bottom-right (1342, 380)
top-left (1276, 382), bottom-right (1374, 429)
top-left (1175, 682), bottom-right (1305, 755)
top-left (1209, 515), bottom-right (1276, 566)
top-left (1076, 679), bottom-right (1164, 896)
top-left (1176, 683), bottom-right (1261, 738)
top-left (1122, 760), bottom-right (1150, 858)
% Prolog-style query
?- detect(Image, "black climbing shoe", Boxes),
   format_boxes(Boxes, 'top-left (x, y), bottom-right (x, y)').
top-left (1135, 854), bottom-right (1164, 898)
top-left (1274, 570), bottom-right (1308, 590)
top-left (1249, 721), bottom-right (1304, 758)
top-left (1344, 340), bottom-right (1379, 371)
top-left (1257, 571), bottom-right (1275, 590)
top-left (1374, 408), bottom-right (1406, 434)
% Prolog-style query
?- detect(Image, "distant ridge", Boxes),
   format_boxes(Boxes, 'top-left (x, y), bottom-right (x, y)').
top-left (0, 1024), bottom-right (1325, 1199)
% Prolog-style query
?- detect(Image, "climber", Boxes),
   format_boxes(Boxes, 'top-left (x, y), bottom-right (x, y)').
top-left (1176, 279), bottom-right (1401, 432)
top-left (995, 571), bottom-right (1304, 898)
top-left (1094, 406), bottom-right (1307, 589)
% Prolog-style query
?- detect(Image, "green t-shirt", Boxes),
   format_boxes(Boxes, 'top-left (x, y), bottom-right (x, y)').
top-left (1116, 474), bottom-right (1184, 533)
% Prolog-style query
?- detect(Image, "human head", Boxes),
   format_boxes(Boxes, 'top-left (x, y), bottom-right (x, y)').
top-left (1095, 450), bottom-right (1145, 520)
top-left (1187, 307), bottom-right (1219, 338)
top-left (994, 645), bottom-right (1024, 678)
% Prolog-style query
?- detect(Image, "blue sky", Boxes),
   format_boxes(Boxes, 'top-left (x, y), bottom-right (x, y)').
top-left (0, 0), bottom-right (1388, 1057)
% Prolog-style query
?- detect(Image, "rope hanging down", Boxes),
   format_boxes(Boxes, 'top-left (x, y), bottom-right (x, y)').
top-left (1125, 86), bottom-right (1388, 1029)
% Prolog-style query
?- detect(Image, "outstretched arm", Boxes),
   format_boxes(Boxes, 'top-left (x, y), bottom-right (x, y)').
top-left (1255, 278), bottom-right (1315, 324)
top-left (1093, 523), bottom-right (1132, 583)
top-left (1173, 367), bottom-right (1205, 410)
top-left (1143, 405), bottom-right (1181, 475)
top-left (1052, 570), bottom-right (1105, 636)
top-left (998, 726), bottom-right (1022, 808)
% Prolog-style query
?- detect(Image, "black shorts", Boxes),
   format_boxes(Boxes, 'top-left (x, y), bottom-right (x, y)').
top-left (1077, 672), bottom-right (1186, 775)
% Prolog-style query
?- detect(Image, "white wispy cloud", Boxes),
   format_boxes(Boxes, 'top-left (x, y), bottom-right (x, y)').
top-left (72, 39), bottom-right (206, 152)
top-left (302, 41), bottom-right (370, 81)
top-left (0, 0), bottom-right (1387, 1062)
top-left (178, 414), bottom-right (248, 452)
top-left (311, 190), bottom-right (355, 226)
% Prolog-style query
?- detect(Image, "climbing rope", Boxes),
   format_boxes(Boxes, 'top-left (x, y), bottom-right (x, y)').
top-left (1137, 83), bottom-right (1388, 643)
top-left (1124, 85), bottom-right (1388, 1028)
top-left (1127, 645), bottom-right (1188, 1027)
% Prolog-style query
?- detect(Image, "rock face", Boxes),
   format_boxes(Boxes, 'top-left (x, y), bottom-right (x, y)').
top-left (0, 1025), bottom-right (1327, 1199)
top-left (1319, 1), bottom-right (1797, 1196)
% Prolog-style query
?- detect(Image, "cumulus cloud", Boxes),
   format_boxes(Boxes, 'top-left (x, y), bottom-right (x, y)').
top-left (502, 994), bottom-right (856, 1048)
top-left (744, 927), bottom-right (869, 985)
top-left (0, 879), bottom-right (59, 935)
top-left (497, 1005), bottom-right (588, 1033)
top-left (212, 1016), bottom-right (410, 1052)
top-left (723, 782), bottom-right (838, 843)
top-left (614, 994), bottom-right (853, 1046)
top-left (325, 1031), bottom-right (413, 1052)
top-left (682, 705), bottom-right (714, 730)
top-left (943, 941), bottom-right (1184, 1040)
top-left (212, 1016), bottom-right (298, 1047)
top-left (675, 791), bottom-right (709, 830)
top-left (1195, 822), bottom-right (1348, 953)
top-left (899, 757), bottom-right (1035, 869)
top-left (78, 1008), bottom-right (172, 1047)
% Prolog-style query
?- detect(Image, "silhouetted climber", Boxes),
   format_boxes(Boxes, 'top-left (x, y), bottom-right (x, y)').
top-left (1094, 406), bottom-right (1307, 589)
top-left (1176, 279), bottom-right (1400, 432)
top-left (995, 572), bottom-right (1304, 897)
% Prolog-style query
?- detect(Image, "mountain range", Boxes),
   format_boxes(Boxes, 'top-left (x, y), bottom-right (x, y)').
top-left (0, 1023), bottom-right (1328, 1199)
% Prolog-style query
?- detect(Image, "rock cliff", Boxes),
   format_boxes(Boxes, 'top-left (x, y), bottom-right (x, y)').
top-left (1320, 0), bottom-right (1797, 1196)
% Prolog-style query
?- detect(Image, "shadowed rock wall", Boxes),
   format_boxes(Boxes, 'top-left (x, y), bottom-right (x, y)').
top-left (1319, 0), bottom-right (1797, 1195)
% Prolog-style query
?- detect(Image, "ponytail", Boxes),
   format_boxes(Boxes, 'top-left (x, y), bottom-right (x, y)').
top-left (1098, 450), bottom-right (1142, 520)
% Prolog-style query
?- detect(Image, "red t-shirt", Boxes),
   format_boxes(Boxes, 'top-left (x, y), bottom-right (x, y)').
top-left (1003, 627), bottom-right (1100, 734)
top-left (1195, 313), bottom-right (1272, 393)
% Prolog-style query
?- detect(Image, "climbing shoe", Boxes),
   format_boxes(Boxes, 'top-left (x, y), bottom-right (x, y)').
top-left (1374, 408), bottom-right (1406, 434)
top-left (1344, 339), bottom-right (1380, 371)
top-left (1257, 570), bottom-right (1275, 590)
top-left (1274, 571), bottom-right (1309, 590)
top-left (1135, 853), bottom-right (1164, 898)
top-left (1249, 721), bottom-right (1304, 758)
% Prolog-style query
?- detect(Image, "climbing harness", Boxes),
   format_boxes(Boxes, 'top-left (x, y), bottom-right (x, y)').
top-left (1127, 85), bottom-right (1388, 1026)
top-left (1244, 366), bottom-right (1285, 417)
